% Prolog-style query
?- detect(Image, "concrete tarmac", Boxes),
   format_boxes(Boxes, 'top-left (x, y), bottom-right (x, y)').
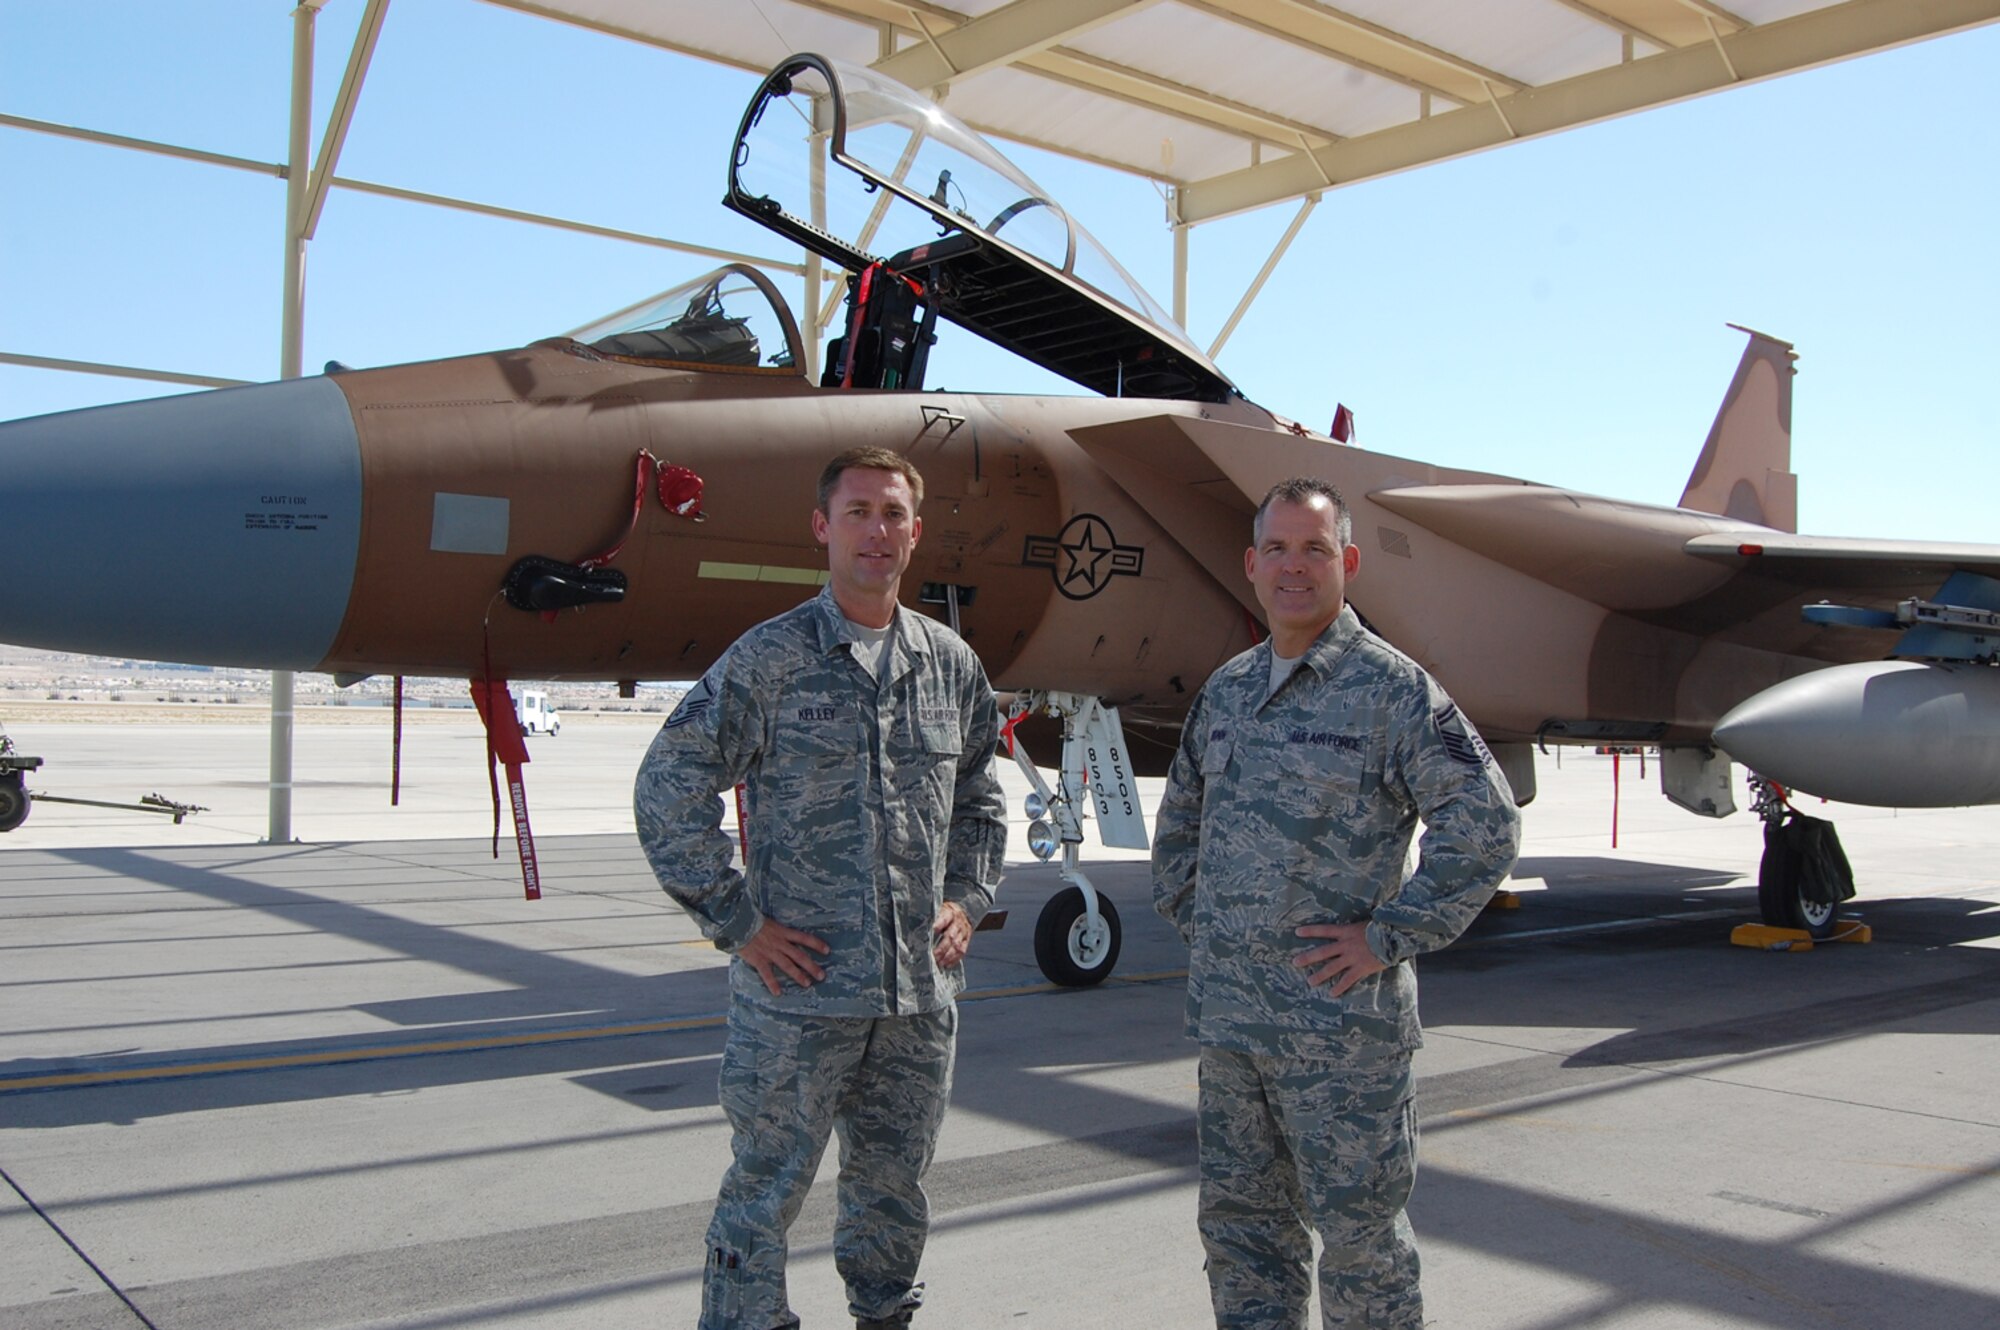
top-left (3, 715), bottom-right (1999, 1328)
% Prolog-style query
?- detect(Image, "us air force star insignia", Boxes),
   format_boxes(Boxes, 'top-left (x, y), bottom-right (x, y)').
top-left (1433, 702), bottom-right (1494, 768)
top-left (665, 676), bottom-right (716, 729)
top-left (1022, 514), bottom-right (1144, 600)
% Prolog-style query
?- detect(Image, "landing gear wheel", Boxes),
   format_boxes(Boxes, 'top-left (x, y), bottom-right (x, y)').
top-left (1033, 886), bottom-right (1121, 987)
top-left (1758, 846), bottom-right (1837, 939)
top-left (0, 776), bottom-right (30, 833)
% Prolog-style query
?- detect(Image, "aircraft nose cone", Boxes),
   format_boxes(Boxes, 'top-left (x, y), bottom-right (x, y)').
top-left (0, 377), bottom-right (363, 668)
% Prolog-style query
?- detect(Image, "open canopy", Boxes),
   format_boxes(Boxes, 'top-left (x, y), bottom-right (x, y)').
top-left (726, 53), bottom-right (1238, 403)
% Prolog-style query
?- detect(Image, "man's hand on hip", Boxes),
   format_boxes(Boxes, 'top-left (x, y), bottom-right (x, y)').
top-left (738, 916), bottom-right (830, 996)
top-left (1292, 921), bottom-right (1386, 996)
top-left (932, 901), bottom-right (972, 969)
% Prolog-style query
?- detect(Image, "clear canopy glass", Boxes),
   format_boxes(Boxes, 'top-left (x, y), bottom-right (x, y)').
top-left (728, 54), bottom-right (1233, 400)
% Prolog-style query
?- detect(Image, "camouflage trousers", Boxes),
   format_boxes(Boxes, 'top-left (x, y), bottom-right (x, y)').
top-left (701, 1001), bottom-right (958, 1330)
top-left (1196, 1046), bottom-right (1420, 1329)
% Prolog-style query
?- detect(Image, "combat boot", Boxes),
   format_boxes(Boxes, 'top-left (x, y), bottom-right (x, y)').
top-left (855, 1314), bottom-right (912, 1329)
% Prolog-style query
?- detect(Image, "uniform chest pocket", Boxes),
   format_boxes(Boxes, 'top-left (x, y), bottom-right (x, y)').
top-left (916, 721), bottom-right (963, 761)
top-left (1279, 742), bottom-right (1379, 811)
top-left (888, 719), bottom-right (962, 781)
top-left (771, 714), bottom-right (858, 768)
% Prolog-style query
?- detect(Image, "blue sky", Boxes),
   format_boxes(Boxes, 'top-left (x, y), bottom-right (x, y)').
top-left (3, 1), bottom-right (1996, 542)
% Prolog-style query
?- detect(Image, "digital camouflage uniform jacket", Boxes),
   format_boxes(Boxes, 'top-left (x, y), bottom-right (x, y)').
top-left (1153, 605), bottom-right (1521, 1063)
top-left (635, 587), bottom-right (1008, 1018)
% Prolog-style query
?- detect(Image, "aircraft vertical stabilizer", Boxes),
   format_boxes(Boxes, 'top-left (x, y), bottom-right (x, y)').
top-left (1679, 326), bottom-right (1798, 532)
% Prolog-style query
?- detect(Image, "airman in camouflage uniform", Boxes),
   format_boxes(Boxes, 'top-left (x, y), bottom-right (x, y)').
top-left (1153, 477), bottom-right (1520, 1329)
top-left (636, 448), bottom-right (1006, 1330)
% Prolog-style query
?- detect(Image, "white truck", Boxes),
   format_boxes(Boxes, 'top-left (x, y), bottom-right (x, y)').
top-left (514, 690), bottom-right (561, 736)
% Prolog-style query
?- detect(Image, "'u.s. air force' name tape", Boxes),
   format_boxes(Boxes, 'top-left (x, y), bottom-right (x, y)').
top-left (1432, 702), bottom-right (1494, 768)
top-left (665, 676), bottom-right (716, 729)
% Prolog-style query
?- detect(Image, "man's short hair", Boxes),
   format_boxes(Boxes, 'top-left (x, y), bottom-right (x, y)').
top-left (1253, 476), bottom-right (1352, 546)
top-left (816, 447), bottom-right (926, 513)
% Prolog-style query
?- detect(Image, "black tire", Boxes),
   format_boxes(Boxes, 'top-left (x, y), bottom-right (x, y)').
top-left (1033, 885), bottom-right (1121, 987)
top-left (1758, 833), bottom-right (1838, 938)
top-left (0, 776), bottom-right (29, 833)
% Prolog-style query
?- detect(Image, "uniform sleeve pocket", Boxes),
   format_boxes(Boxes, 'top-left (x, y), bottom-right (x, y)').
top-left (919, 721), bottom-right (964, 760)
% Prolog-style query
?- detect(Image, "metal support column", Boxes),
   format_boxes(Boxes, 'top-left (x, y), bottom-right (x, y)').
top-left (270, 2), bottom-right (323, 844)
top-left (1171, 215), bottom-right (1189, 331)
top-left (805, 92), bottom-right (830, 377)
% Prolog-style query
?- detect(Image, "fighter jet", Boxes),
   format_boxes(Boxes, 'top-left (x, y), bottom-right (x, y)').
top-left (4, 55), bottom-right (1997, 977)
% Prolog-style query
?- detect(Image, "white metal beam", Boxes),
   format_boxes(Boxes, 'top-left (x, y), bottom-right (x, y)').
top-left (1022, 47), bottom-right (1339, 149)
top-left (1207, 0), bottom-right (1522, 97)
top-left (327, 175), bottom-right (805, 271)
top-left (0, 112), bottom-right (281, 177)
top-left (482, 0), bottom-right (777, 75)
top-left (1178, 0), bottom-right (2000, 224)
top-left (1207, 194), bottom-right (1317, 359)
top-left (872, 0), bottom-right (1162, 89)
top-left (0, 352), bottom-right (251, 389)
top-left (303, 0), bottom-right (391, 239)
top-left (1554, 1), bottom-right (1747, 49)
top-left (1186, 0), bottom-right (1519, 104)
top-left (1550, 1), bottom-right (1677, 51)
top-left (0, 114), bottom-right (802, 272)
top-left (1675, 0), bottom-right (1751, 29)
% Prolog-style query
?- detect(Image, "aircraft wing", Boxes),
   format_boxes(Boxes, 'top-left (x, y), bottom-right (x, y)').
top-left (1685, 532), bottom-right (2000, 602)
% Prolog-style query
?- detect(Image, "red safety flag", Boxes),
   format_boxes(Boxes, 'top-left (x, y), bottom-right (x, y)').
top-left (470, 679), bottom-right (541, 900)
top-left (1331, 403), bottom-right (1356, 443)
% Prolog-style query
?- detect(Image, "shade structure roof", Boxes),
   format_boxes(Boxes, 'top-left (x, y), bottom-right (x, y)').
top-left (489, 0), bottom-right (2000, 225)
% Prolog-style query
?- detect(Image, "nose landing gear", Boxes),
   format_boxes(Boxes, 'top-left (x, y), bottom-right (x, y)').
top-left (1006, 692), bottom-right (1146, 987)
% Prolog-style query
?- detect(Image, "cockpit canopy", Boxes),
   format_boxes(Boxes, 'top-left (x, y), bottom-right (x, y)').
top-left (566, 264), bottom-right (805, 374)
top-left (726, 53), bottom-right (1237, 403)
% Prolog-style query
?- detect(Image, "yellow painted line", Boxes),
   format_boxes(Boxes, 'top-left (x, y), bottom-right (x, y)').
top-left (0, 1015), bottom-right (728, 1094)
top-left (2, 970), bottom-right (1190, 1094)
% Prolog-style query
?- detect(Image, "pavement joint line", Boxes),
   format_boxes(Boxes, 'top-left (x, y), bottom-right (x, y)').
top-left (1, 1162), bottom-right (162, 1328)
top-left (0, 973), bottom-right (1192, 1095)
